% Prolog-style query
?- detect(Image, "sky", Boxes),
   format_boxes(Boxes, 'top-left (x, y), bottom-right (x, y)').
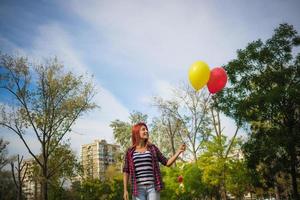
top-left (1, 0), bottom-right (300, 159)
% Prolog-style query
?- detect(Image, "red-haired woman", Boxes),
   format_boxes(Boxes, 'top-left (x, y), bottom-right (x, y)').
top-left (123, 122), bottom-right (186, 200)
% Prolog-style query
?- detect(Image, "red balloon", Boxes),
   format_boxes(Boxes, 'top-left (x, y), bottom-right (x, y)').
top-left (207, 67), bottom-right (227, 94)
top-left (178, 175), bottom-right (183, 183)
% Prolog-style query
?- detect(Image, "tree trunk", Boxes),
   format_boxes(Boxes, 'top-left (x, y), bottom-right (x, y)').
top-left (42, 176), bottom-right (48, 200)
top-left (17, 186), bottom-right (22, 200)
top-left (190, 141), bottom-right (198, 162)
top-left (34, 180), bottom-right (38, 200)
top-left (192, 149), bottom-right (197, 162)
top-left (42, 161), bottom-right (48, 200)
top-left (170, 135), bottom-right (176, 166)
top-left (221, 161), bottom-right (227, 200)
top-left (17, 169), bottom-right (22, 200)
top-left (216, 187), bottom-right (221, 200)
top-left (275, 182), bottom-right (280, 200)
top-left (290, 145), bottom-right (299, 200)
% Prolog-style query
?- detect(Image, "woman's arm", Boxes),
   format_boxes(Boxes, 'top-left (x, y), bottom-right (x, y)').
top-left (123, 173), bottom-right (129, 200)
top-left (122, 149), bottom-right (130, 200)
top-left (166, 144), bottom-right (186, 167)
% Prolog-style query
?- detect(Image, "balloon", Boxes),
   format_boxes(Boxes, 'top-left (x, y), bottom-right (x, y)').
top-left (188, 61), bottom-right (210, 91)
top-left (178, 175), bottom-right (183, 183)
top-left (207, 67), bottom-right (227, 94)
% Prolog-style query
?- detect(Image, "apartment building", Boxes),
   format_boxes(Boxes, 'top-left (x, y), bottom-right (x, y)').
top-left (81, 139), bottom-right (120, 180)
top-left (21, 158), bottom-right (41, 200)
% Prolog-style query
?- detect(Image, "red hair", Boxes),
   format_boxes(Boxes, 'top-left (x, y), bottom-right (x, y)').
top-left (131, 122), bottom-right (149, 147)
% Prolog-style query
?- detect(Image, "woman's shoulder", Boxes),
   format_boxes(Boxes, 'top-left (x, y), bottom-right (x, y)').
top-left (147, 142), bottom-right (158, 150)
top-left (125, 146), bottom-right (135, 154)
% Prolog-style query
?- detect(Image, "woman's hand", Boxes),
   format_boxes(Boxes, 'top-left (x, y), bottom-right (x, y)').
top-left (177, 143), bottom-right (186, 154)
top-left (123, 190), bottom-right (129, 200)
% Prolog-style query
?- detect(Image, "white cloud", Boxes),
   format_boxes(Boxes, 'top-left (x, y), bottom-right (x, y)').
top-left (65, 0), bottom-right (242, 79)
top-left (30, 23), bottom-right (88, 75)
top-left (0, 22), bottom-right (130, 158)
top-left (139, 79), bottom-right (243, 138)
top-left (70, 81), bottom-right (129, 156)
top-left (29, 23), bottom-right (130, 156)
top-left (0, 35), bottom-right (27, 56)
top-left (0, 127), bottom-right (40, 158)
top-left (0, 103), bottom-right (40, 159)
top-left (140, 79), bottom-right (176, 106)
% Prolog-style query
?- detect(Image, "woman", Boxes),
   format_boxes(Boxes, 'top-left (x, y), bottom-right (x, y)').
top-left (123, 122), bottom-right (186, 200)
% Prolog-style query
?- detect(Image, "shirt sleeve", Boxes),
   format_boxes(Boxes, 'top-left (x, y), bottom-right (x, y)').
top-left (155, 145), bottom-right (168, 166)
top-left (122, 149), bottom-right (130, 173)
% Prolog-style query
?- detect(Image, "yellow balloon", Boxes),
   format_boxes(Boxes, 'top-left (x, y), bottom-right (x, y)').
top-left (188, 61), bottom-right (210, 91)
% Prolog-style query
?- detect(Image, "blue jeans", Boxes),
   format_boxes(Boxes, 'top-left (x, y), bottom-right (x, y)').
top-left (132, 184), bottom-right (160, 200)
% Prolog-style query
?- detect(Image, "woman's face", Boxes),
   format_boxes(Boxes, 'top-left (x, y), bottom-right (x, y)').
top-left (139, 125), bottom-right (149, 140)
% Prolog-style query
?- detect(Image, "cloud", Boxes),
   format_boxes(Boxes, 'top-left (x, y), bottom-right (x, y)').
top-left (64, 0), bottom-right (237, 79)
top-left (0, 127), bottom-right (40, 157)
top-left (63, 0), bottom-right (300, 85)
top-left (3, 0), bottom-right (295, 158)
top-left (0, 35), bottom-right (27, 56)
top-left (0, 22), bottom-right (130, 158)
top-left (70, 81), bottom-right (129, 156)
top-left (29, 23), bottom-right (88, 74)
top-left (140, 79), bottom-right (175, 105)
top-left (29, 22), bottom-right (130, 156)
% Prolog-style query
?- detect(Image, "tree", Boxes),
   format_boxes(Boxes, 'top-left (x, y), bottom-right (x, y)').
top-left (209, 104), bottom-right (241, 199)
top-left (104, 165), bottom-right (124, 200)
top-left (0, 170), bottom-right (18, 200)
top-left (182, 163), bottom-right (208, 199)
top-left (0, 138), bottom-right (17, 200)
top-left (47, 142), bottom-right (80, 200)
top-left (226, 160), bottom-right (252, 200)
top-left (198, 134), bottom-right (250, 200)
top-left (216, 24), bottom-right (300, 199)
top-left (22, 142), bottom-right (81, 200)
top-left (110, 111), bottom-right (148, 151)
top-left (150, 114), bottom-right (182, 163)
top-left (79, 178), bottom-right (112, 200)
top-left (152, 84), bottom-right (212, 162)
top-left (0, 138), bottom-right (14, 170)
top-left (11, 155), bottom-right (28, 200)
top-left (160, 165), bottom-right (182, 200)
top-left (0, 54), bottom-right (97, 200)
top-left (47, 142), bottom-right (79, 188)
top-left (242, 123), bottom-right (292, 199)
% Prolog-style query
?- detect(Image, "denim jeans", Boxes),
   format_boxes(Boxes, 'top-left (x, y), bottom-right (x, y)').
top-left (132, 184), bottom-right (160, 200)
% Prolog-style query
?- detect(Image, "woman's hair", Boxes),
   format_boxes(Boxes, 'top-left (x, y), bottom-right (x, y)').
top-left (131, 122), bottom-right (149, 147)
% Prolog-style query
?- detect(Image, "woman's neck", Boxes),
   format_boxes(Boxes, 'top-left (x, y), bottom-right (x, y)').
top-left (137, 141), bottom-right (146, 148)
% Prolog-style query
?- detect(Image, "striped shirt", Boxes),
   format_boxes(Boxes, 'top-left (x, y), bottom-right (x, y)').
top-left (133, 150), bottom-right (154, 185)
top-left (123, 144), bottom-right (168, 196)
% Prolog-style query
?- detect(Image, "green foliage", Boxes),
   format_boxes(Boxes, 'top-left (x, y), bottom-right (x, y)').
top-left (67, 165), bottom-right (125, 200)
top-left (226, 160), bottom-right (252, 199)
top-left (160, 165), bottom-right (182, 199)
top-left (81, 178), bottom-right (124, 200)
top-left (48, 184), bottom-right (70, 200)
top-left (197, 135), bottom-right (252, 199)
top-left (0, 138), bottom-right (11, 170)
top-left (108, 178), bottom-right (124, 200)
top-left (110, 111), bottom-right (148, 151)
top-left (80, 179), bottom-right (111, 200)
top-left (152, 85), bottom-right (213, 162)
top-left (183, 163), bottom-right (208, 198)
top-left (0, 170), bottom-right (18, 200)
top-left (216, 23), bottom-right (300, 124)
top-left (0, 54), bottom-right (97, 199)
top-left (216, 23), bottom-right (300, 198)
top-left (150, 116), bottom-right (182, 157)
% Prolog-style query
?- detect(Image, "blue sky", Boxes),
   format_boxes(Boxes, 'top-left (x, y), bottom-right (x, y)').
top-left (1, 0), bottom-right (300, 158)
